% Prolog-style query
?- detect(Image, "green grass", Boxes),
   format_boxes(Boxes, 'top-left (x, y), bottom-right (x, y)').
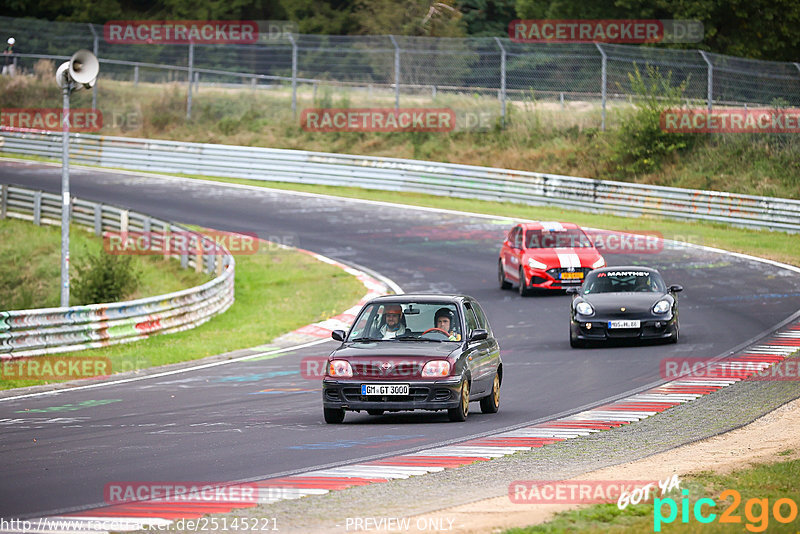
top-left (0, 217), bottom-right (209, 310)
top-left (505, 455), bottom-right (800, 533)
top-left (1, 243), bottom-right (366, 390)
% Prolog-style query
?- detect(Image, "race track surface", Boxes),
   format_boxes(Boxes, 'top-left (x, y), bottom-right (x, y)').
top-left (2, 160), bottom-right (799, 518)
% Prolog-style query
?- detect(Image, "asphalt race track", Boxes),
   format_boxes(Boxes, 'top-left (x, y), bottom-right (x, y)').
top-left (2, 160), bottom-right (800, 519)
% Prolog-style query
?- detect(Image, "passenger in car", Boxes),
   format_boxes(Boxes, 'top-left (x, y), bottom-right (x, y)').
top-left (379, 304), bottom-right (408, 339)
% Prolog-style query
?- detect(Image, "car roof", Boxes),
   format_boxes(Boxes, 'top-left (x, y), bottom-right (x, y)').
top-left (366, 294), bottom-right (469, 304)
top-left (517, 221), bottom-right (582, 231)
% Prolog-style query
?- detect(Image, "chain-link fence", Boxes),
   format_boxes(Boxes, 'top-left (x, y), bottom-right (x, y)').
top-left (1, 16), bottom-right (799, 128)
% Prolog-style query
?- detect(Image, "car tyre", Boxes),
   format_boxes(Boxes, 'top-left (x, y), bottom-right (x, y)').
top-left (323, 407), bottom-right (345, 424)
top-left (498, 261), bottom-right (511, 290)
top-left (518, 268), bottom-right (530, 297)
top-left (669, 323), bottom-right (679, 344)
top-left (367, 409), bottom-right (384, 416)
top-left (480, 374), bottom-right (500, 414)
top-left (448, 379), bottom-right (470, 422)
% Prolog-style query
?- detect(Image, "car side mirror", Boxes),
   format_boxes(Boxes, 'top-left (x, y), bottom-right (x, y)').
top-left (469, 329), bottom-right (488, 342)
top-left (565, 287), bottom-right (579, 295)
top-left (669, 285), bottom-right (683, 293)
top-left (331, 330), bottom-right (346, 342)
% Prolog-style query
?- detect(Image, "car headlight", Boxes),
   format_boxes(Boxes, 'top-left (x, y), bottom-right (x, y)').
top-left (591, 257), bottom-right (605, 269)
top-left (421, 360), bottom-right (450, 377)
top-left (528, 257), bottom-right (547, 270)
top-left (575, 302), bottom-right (594, 316)
top-left (328, 359), bottom-right (353, 377)
top-left (653, 300), bottom-right (671, 314)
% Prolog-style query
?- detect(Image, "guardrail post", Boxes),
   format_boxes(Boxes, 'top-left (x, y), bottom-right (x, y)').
top-left (33, 191), bottom-right (42, 225)
top-left (194, 71), bottom-right (200, 93)
top-left (187, 42), bottom-right (194, 119)
top-left (288, 34), bottom-right (298, 119)
top-left (120, 210), bottom-right (129, 234)
top-left (595, 43), bottom-right (607, 131)
top-left (134, 63), bottom-right (139, 85)
top-left (699, 51), bottom-right (713, 111)
top-left (0, 184), bottom-right (7, 219)
top-left (93, 204), bottom-right (102, 235)
top-left (88, 23), bottom-right (99, 111)
top-left (143, 217), bottom-right (151, 234)
top-left (494, 37), bottom-right (507, 127)
top-left (389, 35), bottom-right (400, 111)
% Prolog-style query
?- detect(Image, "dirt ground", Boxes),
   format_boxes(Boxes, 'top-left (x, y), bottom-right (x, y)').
top-left (386, 396), bottom-right (800, 533)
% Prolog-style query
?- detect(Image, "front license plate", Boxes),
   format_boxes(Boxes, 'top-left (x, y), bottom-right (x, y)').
top-left (361, 384), bottom-right (410, 395)
top-left (560, 272), bottom-right (584, 280)
top-left (608, 320), bottom-right (641, 329)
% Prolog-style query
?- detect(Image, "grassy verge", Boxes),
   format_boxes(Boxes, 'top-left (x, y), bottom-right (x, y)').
top-left (0, 217), bottom-right (209, 310)
top-left (1, 71), bottom-right (798, 199)
top-left (506, 453), bottom-right (800, 533)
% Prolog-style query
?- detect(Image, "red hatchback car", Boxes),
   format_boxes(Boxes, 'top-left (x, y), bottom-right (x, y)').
top-left (499, 222), bottom-right (606, 296)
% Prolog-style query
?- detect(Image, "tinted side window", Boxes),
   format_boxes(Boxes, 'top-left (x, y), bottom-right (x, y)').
top-left (463, 306), bottom-right (479, 334)
top-left (471, 301), bottom-right (491, 333)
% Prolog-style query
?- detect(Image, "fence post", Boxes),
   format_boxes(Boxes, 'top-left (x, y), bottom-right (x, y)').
top-left (194, 71), bottom-right (200, 93)
top-left (0, 184), bottom-right (7, 219)
top-left (699, 50), bottom-right (713, 111)
top-left (794, 63), bottom-right (800, 74)
top-left (88, 24), bottom-right (99, 111)
top-left (187, 42), bottom-right (194, 119)
top-left (93, 204), bottom-right (102, 235)
top-left (595, 43), bottom-right (607, 131)
top-left (494, 37), bottom-right (507, 127)
top-left (288, 34), bottom-right (298, 119)
top-left (389, 35), bottom-right (400, 110)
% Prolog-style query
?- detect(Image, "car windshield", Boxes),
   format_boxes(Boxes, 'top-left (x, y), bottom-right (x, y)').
top-left (582, 270), bottom-right (666, 294)
top-left (525, 229), bottom-right (593, 249)
top-left (347, 302), bottom-right (462, 342)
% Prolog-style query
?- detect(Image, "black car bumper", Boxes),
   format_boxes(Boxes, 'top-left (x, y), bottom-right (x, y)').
top-left (570, 317), bottom-right (678, 341)
top-left (322, 377), bottom-right (463, 412)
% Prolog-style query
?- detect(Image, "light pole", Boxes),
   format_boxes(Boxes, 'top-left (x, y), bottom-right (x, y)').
top-left (55, 50), bottom-right (99, 307)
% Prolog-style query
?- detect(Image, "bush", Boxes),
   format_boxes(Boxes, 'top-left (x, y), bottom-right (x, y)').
top-left (72, 248), bottom-right (141, 305)
top-left (611, 65), bottom-right (697, 177)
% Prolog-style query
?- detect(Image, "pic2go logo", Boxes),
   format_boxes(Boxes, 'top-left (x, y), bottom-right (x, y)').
top-left (654, 489), bottom-right (799, 532)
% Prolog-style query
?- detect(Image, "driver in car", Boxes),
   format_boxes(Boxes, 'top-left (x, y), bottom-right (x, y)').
top-left (434, 308), bottom-right (461, 341)
top-left (379, 304), bottom-right (408, 339)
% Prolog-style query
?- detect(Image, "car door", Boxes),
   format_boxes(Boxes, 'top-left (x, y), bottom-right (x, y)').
top-left (502, 226), bottom-right (523, 282)
top-left (463, 301), bottom-right (492, 396)
top-left (471, 300), bottom-right (500, 376)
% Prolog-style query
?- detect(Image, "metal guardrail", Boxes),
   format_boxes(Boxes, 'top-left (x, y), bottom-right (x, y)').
top-left (0, 184), bottom-right (235, 358)
top-left (2, 130), bottom-right (798, 232)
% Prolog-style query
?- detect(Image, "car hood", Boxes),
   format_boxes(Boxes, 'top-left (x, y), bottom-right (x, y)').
top-left (526, 248), bottom-right (602, 268)
top-left (582, 292), bottom-right (667, 314)
top-left (331, 341), bottom-right (460, 361)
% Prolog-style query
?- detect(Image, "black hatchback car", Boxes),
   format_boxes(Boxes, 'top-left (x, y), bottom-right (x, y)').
top-left (568, 266), bottom-right (683, 347)
top-left (322, 294), bottom-right (502, 423)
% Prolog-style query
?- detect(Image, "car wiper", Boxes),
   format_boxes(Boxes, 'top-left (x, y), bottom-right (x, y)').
top-left (349, 337), bottom-right (376, 343)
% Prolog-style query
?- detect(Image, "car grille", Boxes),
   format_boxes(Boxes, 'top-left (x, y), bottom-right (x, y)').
top-left (351, 362), bottom-right (422, 378)
top-left (342, 387), bottom-right (430, 402)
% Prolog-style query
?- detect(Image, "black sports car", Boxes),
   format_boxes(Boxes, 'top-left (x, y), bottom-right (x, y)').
top-left (322, 294), bottom-right (502, 423)
top-left (567, 267), bottom-right (682, 347)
